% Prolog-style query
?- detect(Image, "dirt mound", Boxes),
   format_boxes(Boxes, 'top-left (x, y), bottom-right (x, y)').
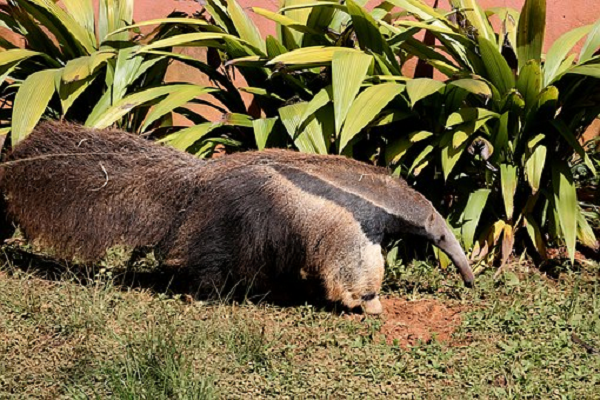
top-left (380, 298), bottom-right (463, 347)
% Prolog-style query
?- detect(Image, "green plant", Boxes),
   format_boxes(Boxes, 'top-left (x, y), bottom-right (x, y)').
top-left (2, 0), bottom-right (598, 268)
top-left (0, 0), bottom-right (223, 149)
top-left (150, 0), bottom-right (427, 156)
top-left (378, 0), bottom-right (600, 268)
top-left (136, 0), bottom-right (600, 268)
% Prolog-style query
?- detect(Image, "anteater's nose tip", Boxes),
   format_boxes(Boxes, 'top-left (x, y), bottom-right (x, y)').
top-left (362, 298), bottom-right (383, 315)
top-left (463, 278), bottom-right (474, 288)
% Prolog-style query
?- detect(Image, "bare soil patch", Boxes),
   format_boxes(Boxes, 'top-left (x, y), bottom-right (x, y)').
top-left (379, 298), bottom-right (463, 347)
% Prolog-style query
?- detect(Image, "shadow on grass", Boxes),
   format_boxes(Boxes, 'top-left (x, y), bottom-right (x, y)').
top-left (0, 244), bottom-right (348, 315)
top-left (534, 246), bottom-right (600, 280)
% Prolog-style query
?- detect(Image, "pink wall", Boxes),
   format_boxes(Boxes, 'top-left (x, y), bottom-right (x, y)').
top-left (2, 0), bottom-right (599, 137)
top-left (127, 0), bottom-right (598, 52)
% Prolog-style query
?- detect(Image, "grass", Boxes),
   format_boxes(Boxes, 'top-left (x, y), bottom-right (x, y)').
top-left (0, 247), bottom-right (599, 399)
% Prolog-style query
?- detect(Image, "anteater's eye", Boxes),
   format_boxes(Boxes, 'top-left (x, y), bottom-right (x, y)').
top-left (361, 293), bottom-right (376, 301)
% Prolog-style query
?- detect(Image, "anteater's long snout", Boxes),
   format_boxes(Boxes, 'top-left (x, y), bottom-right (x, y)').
top-left (427, 213), bottom-right (475, 287)
top-left (437, 233), bottom-right (475, 287)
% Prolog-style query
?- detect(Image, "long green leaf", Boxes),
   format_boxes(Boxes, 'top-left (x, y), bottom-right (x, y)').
top-left (99, 0), bottom-right (133, 43)
top-left (11, 69), bottom-right (59, 145)
top-left (554, 54), bottom-right (577, 80)
top-left (221, 113), bottom-right (254, 128)
top-left (552, 162), bottom-right (578, 264)
top-left (567, 64), bottom-right (600, 78)
top-left (373, 110), bottom-right (411, 127)
top-left (265, 35), bottom-right (288, 58)
top-left (388, 0), bottom-right (474, 69)
top-left (0, 49), bottom-right (46, 67)
top-left (500, 164), bottom-right (517, 221)
top-left (516, 60), bottom-right (542, 109)
top-left (138, 32), bottom-right (256, 54)
top-left (298, 86), bottom-right (332, 133)
top-left (461, 188), bottom-right (491, 249)
top-left (279, 1), bottom-right (344, 13)
top-left (577, 208), bottom-right (597, 249)
top-left (204, 0), bottom-right (234, 33)
top-left (440, 133), bottom-right (467, 180)
top-left (332, 51), bottom-right (372, 135)
top-left (268, 46), bottom-right (360, 67)
top-left (446, 108), bottom-right (499, 129)
top-left (385, 130), bottom-right (433, 165)
top-left (453, 0), bottom-right (495, 42)
top-left (486, 7), bottom-right (520, 54)
top-left (141, 85), bottom-right (216, 132)
top-left (279, 102), bottom-right (329, 154)
top-left (253, 117), bottom-right (278, 150)
top-left (448, 79), bottom-right (492, 98)
top-left (410, 144), bottom-right (434, 176)
top-left (303, 1), bottom-right (337, 46)
top-left (406, 78), bottom-right (444, 107)
top-left (533, 85), bottom-right (559, 117)
top-left (62, 51), bottom-right (114, 83)
top-left (279, 0), bottom-right (314, 48)
top-left (227, 0), bottom-right (265, 52)
top-left (347, 0), bottom-right (398, 71)
top-left (493, 112), bottom-right (510, 156)
top-left (387, 0), bottom-right (454, 26)
top-left (86, 85), bottom-right (216, 129)
top-left (516, 0), bottom-right (546, 70)
top-left (544, 25), bottom-right (592, 86)
top-left (62, 0), bottom-right (95, 44)
top-left (59, 74), bottom-right (98, 115)
top-left (525, 214), bottom-right (547, 256)
top-left (478, 36), bottom-right (515, 95)
top-left (107, 18), bottom-right (216, 37)
top-left (161, 122), bottom-right (222, 151)
top-left (339, 83), bottom-right (403, 152)
top-left (580, 18), bottom-right (600, 63)
top-left (18, 0), bottom-right (96, 55)
top-left (552, 120), bottom-right (597, 175)
top-left (252, 8), bottom-right (318, 35)
top-left (524, 142), bottom-right (546, 194)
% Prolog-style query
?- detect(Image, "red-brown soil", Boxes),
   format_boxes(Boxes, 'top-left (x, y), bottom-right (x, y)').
top-left (379, 298), bottom-right (463, 347)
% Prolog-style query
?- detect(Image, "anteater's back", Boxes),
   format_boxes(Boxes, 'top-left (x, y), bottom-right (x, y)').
top-left (0, 121), bottom-right (206, 260)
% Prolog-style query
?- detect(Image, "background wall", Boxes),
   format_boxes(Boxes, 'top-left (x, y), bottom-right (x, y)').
top-left (3, 0), bottom-right (599, 137)
top-left (145, 0), bottom-right (599, 137)
top-left (132, 0), bottom-right (599, 52)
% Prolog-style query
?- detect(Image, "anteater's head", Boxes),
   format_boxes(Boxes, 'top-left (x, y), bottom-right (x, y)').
top-left (424, 211), bottom-right (475, 287)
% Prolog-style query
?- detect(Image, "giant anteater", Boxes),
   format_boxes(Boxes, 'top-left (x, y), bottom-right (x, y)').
top-left (0, 121), bottom-right (474, 314)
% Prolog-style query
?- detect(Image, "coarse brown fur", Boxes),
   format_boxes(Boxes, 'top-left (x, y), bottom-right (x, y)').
top-left (0, 121), bottom-right (473, 313)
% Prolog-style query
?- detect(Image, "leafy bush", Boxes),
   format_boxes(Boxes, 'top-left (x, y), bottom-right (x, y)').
top-left (146, 0), bottom-right (600, 267)
top-left (2, 0), bottom-right (599, 269)
top-left (379, 0), bottom-right (600, 269)
top-left (0, 0), bottom-right (227, 149)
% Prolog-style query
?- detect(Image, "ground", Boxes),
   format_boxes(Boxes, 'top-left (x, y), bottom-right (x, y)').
top-left (0, 249), bottom-right (599, 399)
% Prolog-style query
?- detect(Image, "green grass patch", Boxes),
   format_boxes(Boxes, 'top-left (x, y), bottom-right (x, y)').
top-left (1, 250), bottom-right (599, 399)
